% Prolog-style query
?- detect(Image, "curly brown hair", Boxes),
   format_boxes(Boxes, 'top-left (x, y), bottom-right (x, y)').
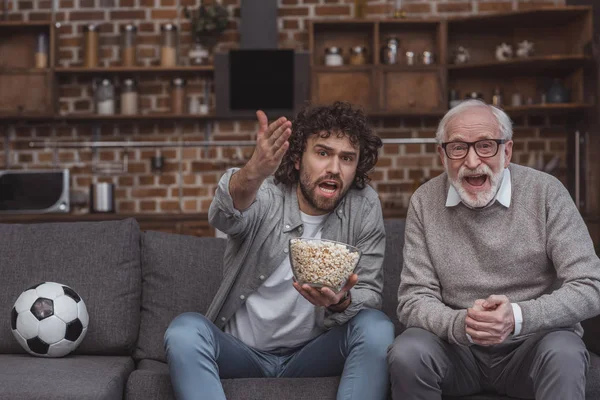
top-left (274, 101), bottom-right (382, 189)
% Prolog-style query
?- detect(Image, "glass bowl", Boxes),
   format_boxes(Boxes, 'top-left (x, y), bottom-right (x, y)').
top-left (289, 238), bottom-right (361, 293)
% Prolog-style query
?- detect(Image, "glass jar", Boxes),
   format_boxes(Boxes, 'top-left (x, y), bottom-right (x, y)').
top-left (349, 46), bottom-right (367, 65)
top-left (121, 24), bottom-right (137, 67)
top-left (381, 37), bottom-right (399, 65)
top-left (84, 24), bottom-right (100, 68)
top-left (94, 78), bottom-right (115, 115)
top-left (120, 78), bottom-right (138, 115)
top-left (35, 32), bottom-right (49, 69)
top-left (422, 51), bottom-right (434, 65)
top-left (161, 23), bottom-right (178, 67)
top-left (171, 77), bottom-right (186, 114)
top-left (324, 47), bottom-right (343, 66)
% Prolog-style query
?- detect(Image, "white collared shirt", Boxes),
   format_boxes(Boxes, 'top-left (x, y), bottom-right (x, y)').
top-left (445, 168), bottom-right (523, 339)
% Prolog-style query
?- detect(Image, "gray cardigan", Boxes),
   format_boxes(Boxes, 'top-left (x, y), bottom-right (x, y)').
top-left (398, 163), bottom-right (600, 346)
top-left (207, 168), bottom-right (386, 330)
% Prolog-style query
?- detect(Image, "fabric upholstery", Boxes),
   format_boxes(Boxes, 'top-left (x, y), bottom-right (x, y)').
top-left (0, 354), bottom-right (134, 400)
top-left (0, 219), bottom-right (141, 355)
top-left (125, 359), bottom-right (339, 400)
top-left (134, 231), bottom-right (227, 362)
top-left (382, 219), bottom-right (405, 335)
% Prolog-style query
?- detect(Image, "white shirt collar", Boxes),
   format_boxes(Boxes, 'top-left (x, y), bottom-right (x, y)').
top-left (446, 168), bottom-right (511, 208)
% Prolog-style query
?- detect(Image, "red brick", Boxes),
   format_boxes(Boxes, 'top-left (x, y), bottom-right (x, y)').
top-left (132, 188), bottom-right (168, 197)
top-left (478, 2), bottom-right (514, 13)
top-left (437, 2), bottom-right (472, 13)
top-left (315, 5), bottom-right (351, 16)
top-left (278, 7), bottom-right (310, 17)
top-left (110, 10), bottom-right (146, 20)
top-left (69, 11), bottom-right (105, 20)
top-left (160, 200), bottom-right (180, 211)
top-left (151, 9), bottom-right (178, 19)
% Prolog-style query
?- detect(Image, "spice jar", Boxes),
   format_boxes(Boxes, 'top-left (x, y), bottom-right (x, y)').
top-left (35, 32), bottom-right (48, 69)
top-left (349, 46), bottom-right (367, 65)
top-left (422, 51), bottom-right (434, 65)
top-left (171, 77), bottom-right (186, 114)
top-left (120, 78), bottom-right (138, 115)
top-left (94, 78), bottom-right (115, 115)
top-left (324, 47), bottom-right (343, 66)
top-left (381, 37), bottom-right (399, 65)
top-left (121, 24), bottom-right (137, 67)
top-left (161, 23), bottom-right (178, 67)
top-left (84, 24), bottom-right (100, 68)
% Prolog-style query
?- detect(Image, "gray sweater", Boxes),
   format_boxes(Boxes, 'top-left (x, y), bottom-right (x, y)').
top-left (398, 163), bottom-right (600, 346)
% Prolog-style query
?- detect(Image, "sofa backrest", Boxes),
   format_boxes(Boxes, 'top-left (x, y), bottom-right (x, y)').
top-left (0, 218), bottom-right (141, 356)
top-left (382, 219), bottom-right (406, 335)
top-left (134, 230), bottom-right (226, 363)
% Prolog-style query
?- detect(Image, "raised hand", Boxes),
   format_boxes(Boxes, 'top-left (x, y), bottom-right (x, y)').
top-left (229, 110), bottom-right (292, 211)
top-left (245, 110), bottom-right (292, 181)
top-left (466, 295), bottom-right (515, 346)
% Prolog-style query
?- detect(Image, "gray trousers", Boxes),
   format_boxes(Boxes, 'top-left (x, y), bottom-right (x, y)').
top-left (387, 327), bottom-right (589, 400)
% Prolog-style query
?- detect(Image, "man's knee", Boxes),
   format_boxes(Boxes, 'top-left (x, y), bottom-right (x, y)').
top-left (534, 331), bottom-right (589, 372)
top-left (387, 327), bottom-right (441, 372)
top-left (348, 309), bottom-right (395, 350)
top-left (164, 312), bottom-right (213, 347)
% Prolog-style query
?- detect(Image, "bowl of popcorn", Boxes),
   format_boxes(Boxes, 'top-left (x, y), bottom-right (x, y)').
top-left (289, 238), bottom-right (361, 293)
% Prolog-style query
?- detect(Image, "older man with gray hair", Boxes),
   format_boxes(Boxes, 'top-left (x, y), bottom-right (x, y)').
top-left (387, 99), bottom-right (600, 399)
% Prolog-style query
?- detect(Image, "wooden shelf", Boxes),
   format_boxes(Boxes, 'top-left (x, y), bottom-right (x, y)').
top-left (369, 109), bottom-right (446, 117)
top-left (448, 55), bottom-right (591, 75)
top-left (502, 103), bottom-right (593, 114)
top-left (58, 113), bottom-right (216, 122)
top-left (447, 6), bottom-right (591, 30)
top-left (54, 66), bottom-right (214, 75)
top-left (0, 68), bottom-right (51, 74)
top-left (312, 65), bottom-right (373, 72)
top-left (378, 65), bottom-right (441, 72)
top-left (0, 21), bottom-right (52, 29)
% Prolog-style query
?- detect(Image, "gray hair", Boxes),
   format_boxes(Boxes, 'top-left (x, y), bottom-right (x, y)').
top-left (435, 99), bottom-right (513, 144)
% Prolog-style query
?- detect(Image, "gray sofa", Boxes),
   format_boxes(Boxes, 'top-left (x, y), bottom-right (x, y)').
top-left (0, 218), bottom-right (599, 399)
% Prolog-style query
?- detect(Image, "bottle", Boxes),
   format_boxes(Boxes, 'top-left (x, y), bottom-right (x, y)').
top-left (35, 32), bottom-right (49, 69)
top-left (121, 24), bottom-right (137, 67)
top-left (171, 77), bottom-right (186, 114)
top-left (354, 0), bottom-right (367, 18)
top-left (94, 78), bottom-right (115, 115)
top-left (120, 78), bottom-right (138, 115)
top-left (84, 24), bottom-right (100, 68)
top-left (492, 87), bottom-right (503, 107)
top-left (161, 24), bottom-right (178, 67)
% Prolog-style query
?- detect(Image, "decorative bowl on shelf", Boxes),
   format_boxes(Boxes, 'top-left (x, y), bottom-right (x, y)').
top-left (289, 238), bottom-right (361, 293)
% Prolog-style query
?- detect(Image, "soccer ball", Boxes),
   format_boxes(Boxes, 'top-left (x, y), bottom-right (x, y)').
top-left (11, 282), bottom-right (89, 357)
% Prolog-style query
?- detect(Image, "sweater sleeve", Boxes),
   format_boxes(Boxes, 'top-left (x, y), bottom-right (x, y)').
top-left (397, 198), bottom-right (472, 346)
top-left (516, 180), bottom-right (600, 335)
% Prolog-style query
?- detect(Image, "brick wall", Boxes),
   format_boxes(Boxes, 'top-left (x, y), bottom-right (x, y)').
top-left (1, 0), bottom-right (567, 214)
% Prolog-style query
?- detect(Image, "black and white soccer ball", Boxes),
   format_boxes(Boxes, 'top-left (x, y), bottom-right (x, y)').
top-left (11, 282), bottom-right (89, 357)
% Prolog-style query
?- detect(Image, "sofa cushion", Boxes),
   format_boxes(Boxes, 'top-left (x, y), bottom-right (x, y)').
top-left (0, 354), bottom-right (134, 400)
top-left (0, 219), bottom-right (141, 355)
top-left (126, 359), bottom-right (339, 400)
top-left (134, 231), bottom-right (226, 362)
top-left (382, 219), bottom-right (405, 335)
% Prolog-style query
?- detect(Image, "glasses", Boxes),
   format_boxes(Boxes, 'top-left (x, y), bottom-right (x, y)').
top-left (441, 139), bottom-right (507, 160)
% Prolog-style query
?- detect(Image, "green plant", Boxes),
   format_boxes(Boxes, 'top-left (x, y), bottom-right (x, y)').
top-left (184, 3), bottom-right (229, 46)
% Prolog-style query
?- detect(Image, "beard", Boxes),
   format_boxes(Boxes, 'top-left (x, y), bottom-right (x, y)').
top-left (447, 153), bottom-right (505, 208)
top-left (298, 167), bottom-right (348, 214)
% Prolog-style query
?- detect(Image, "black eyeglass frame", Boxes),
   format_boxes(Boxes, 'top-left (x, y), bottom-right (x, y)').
top-left (441, 139), bottom-right (508, 160)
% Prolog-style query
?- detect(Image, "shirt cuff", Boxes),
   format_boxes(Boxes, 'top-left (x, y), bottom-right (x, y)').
top-left (466, 333), bottom-right (474, 344)
top-left (511, 303), bottom-right (523, 336)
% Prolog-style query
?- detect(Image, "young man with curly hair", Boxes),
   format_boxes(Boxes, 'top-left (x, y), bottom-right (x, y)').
top-left (164, 102), bottom-right (394, 400)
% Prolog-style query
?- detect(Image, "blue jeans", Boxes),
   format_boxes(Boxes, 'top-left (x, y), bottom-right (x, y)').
top-left (164, 309), bottom-right (394, 400)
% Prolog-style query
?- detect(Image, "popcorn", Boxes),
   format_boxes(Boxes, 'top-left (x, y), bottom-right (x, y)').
top-left (289, 239), bottom-right (360, 292)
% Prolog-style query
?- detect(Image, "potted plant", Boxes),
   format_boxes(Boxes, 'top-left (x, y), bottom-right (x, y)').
top-left (184, 3), bottom-right (229, 65)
